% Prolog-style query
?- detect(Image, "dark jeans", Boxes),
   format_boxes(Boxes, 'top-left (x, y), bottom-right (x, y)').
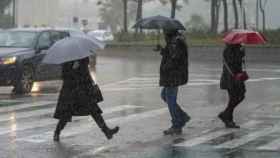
top-left (161, 87), bottom-right (189, 128)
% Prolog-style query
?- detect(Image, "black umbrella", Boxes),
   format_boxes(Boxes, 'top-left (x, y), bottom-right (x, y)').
top-left (133, 15), bottom-right (186, 30)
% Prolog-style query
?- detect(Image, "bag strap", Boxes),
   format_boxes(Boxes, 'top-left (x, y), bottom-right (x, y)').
top-left (242, 52), bottom-right (247, 70)
top-left (223, 47), bottom-right (247, 76)
top-left (223, 58), bottom-right (234, 76)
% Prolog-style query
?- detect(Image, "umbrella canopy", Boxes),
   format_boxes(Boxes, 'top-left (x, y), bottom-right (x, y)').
top-left (223, 29), bottom-right (267, 45)
top-left (133, 15), bottom-right (186, 30)
top-left (42, 36), bottom-right (102, 64)
top-left (85, 34), bottom-right (106, 49)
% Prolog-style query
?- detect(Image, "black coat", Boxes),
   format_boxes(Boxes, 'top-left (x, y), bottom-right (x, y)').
top-left (220, 45), bottom-right (246, 95)
top-left (54, 57), bottom-right (103, 122)
top-left (159, 34), bottom-right (188, 87)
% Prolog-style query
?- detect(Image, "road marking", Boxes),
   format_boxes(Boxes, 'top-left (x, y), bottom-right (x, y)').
top-left (215, 123), bottom-right (280, 149)
top-left (257, 138), bottom-right (280, 151)
top-left (103, 77), bottom-right (280, 92)
top-left (0, 101), bottom-right (55, 113)
top-left (174, 120), bottom-right (261, 147)
top-left (0, 104), bottom-right (141, 122)
top-left (73, 145), bottom-right (114, 158)
top-left (10, 76), bottom-right (280, 95)
top-left (0, 105), bottom-right (143, 136)
top-left (17, 108), bottom-right (168, 143)
top-left (246, 69), bottom-right (280, 72)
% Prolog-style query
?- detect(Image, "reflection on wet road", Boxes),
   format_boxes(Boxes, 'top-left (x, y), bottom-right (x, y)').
top-left (0, 48), bottom-right (280, 158)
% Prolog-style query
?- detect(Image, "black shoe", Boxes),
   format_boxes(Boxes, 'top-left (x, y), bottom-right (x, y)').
top-left (218, 112), bottom-right (230, 124)
top-left (103, 126), bottom-right (119, 140)
top-left (225, 121), bottom-right (240, 129)
top-left (53, 132), bottom-right (60, 142)
top-left (181, 113), bottom-right (191, 126)
top-left (163, 127), bottom-right (182, 135)
top-left (218, 113), bottom-right (240, 129)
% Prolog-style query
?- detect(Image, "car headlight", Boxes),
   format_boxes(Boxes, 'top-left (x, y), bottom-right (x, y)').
top-left (2, 57), bottom-right (17, 65)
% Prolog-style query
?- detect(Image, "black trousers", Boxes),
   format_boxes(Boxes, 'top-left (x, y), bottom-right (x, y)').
top-left (55, 112), bottom-right (107, 134)
top-left (223, 88), bottom-right (245, 121)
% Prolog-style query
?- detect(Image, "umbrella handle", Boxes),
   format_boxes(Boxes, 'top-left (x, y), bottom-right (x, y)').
top-left (157, 30), bottom-right (160, 45)
top-left (153, 30), bottom-right (161, 52)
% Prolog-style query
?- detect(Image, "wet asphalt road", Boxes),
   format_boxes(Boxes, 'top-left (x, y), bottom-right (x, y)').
top-left (0, 48), bottom-right (280, 158)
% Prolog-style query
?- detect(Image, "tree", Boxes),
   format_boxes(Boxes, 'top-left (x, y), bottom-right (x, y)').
top-left (0, 0), bottom-right (11, 14)
top-left (98, 0), bottom-right (137, 33)
top-left (159, 0), bottom-right (189, 19)
top-left (238, 0), bottom-right (247, 29)
top-left (0, 0), bottom-right (13, 28)
top-left (208, 0), bottom-right (221, 33)
top-left (259, 0), bottom-right (268, 32)
top-left (123, 0), bottom-right (128, 32)
top-left (222, 0), bottom-right (228, 32)
top-left (232, 0), bottom-right (239, 29)
top-left (135, 0), bottom-right (143, 33)
top-left (256, 0), bottom-right (259, 30)
top-left (133, 0), bottom-right (154, 33)
top-left (185, 14), bottom-right (208, 32)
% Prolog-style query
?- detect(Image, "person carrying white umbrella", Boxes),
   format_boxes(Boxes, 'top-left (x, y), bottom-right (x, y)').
top-left (43, 35), bottom-right (119, 142)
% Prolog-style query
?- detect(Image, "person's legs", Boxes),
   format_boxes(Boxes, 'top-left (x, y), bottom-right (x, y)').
top-left (163, 87), bottom-right (190, 135)
top-left (90, 111), bottom-right (119, 140)
top-left (54, 119), bottom-right (68, 142)
top-left (219, 89), bottom-right (245, 128)
top-left (162, 87), bottom-right (177, 128)
top-left (161, 87), bottom-right (167, 103)
top-left (166, 87), bottom-right (180, 128)
top-left (176, 103), bottom-right (191, 128)
top-left (224, 94), bottom-right (245, 121)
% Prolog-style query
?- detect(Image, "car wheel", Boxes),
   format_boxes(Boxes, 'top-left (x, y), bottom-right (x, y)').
top-left (13, 65), bottom-right (34, 94)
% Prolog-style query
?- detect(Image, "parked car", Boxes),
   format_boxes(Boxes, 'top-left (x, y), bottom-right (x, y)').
top-left (87, 30), bottom-right (114, 42)
top-left (0, 28), bottom-right (71, 94)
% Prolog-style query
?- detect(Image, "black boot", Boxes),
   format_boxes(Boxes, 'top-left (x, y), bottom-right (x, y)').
top-left (54, 120), bottom-right (67, 142)
top-left (176, 105), bottom-right (191, 127)
top-left (163, 127), bottom-right (182, 135)
top-left (91, 113), bottom-right (119, 140)
top-left (218, 112), bottom-right (240, 129)
top-left (102, 126), bottom-right (120, 140)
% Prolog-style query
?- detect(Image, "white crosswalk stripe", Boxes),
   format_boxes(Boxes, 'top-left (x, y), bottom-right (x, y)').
top-left (102, 77), bottom-right (220, 92)
top-left (174, 120), bottom-right (262, 147)
top-left (257, 138), bottom-right (280, 151)
top-left (0, 104), bottom-right (144, 136)
top-left (0, 104), bottom-right (141, 122)
top-left (0, 101), bottom-right (55, 113)
top-left (215, 123), bottom-right (280, 149)
top-left (1, 99), bottom-right (280, 152)
top-left (17, 108), bottom-right (168, 143)
top-left (73, 145), bottom-right (114, 158)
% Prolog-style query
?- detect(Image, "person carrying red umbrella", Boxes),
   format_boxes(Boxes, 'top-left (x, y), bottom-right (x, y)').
top-left (218, 29), bottom-right (266, 128)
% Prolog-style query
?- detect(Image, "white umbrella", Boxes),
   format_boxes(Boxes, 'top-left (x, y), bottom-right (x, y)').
top-left (42, 36), bottom-right (103, 64)
top-left (85, 35), bottom-right (106, 50)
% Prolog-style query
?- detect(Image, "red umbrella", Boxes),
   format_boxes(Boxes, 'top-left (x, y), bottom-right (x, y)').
top-left (223, 29), bottom-right (267, 45)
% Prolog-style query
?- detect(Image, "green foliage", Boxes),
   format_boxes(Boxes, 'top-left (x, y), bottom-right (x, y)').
top-left (0, 0), bottom-right (11, 14)
top-left (114, 31), bottom-right (161, 42)
top-left (263, 30), bottom-right (280, 45)
top-left (111, 29), bottom-right (280, 46)
top-left (185, 14), bottom-right (209, 33)
top-left (0, 0), bottom-right (12, 28)
top-left (98, 0), bottom-right (137, 33)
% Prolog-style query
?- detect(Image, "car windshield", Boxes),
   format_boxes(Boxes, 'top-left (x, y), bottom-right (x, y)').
top-left (0, 31), bottom-right (37, 48)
